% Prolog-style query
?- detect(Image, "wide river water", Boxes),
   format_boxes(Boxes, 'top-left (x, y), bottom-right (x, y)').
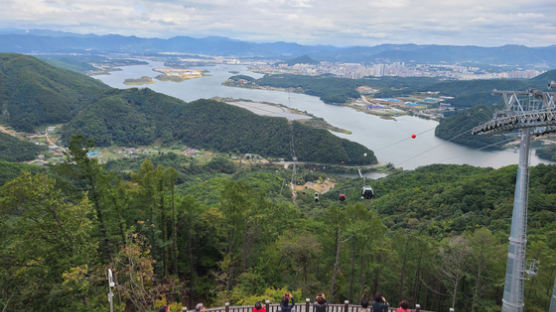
top-left (93, 61), bottom-right (552, 170)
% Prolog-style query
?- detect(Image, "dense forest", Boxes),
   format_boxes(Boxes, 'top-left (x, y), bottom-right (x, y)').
top-left (0, 132), bottom-right (44, 161)
top-left (61, 90), bottom-right (375, 165)
top-left (434, 105), bottom-right (507, 150)
top-left (0, 159), bottom-right (44, 184)
top-left (247, 74), bottom-right (438, 104)
top-left (1, 137), bottom-right (554, 312)
top-left (0, 53), bottom-right (108, 132)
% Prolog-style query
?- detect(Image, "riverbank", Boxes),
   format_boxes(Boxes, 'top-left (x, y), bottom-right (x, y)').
top-left (214, 97), bottom-right (352, 134)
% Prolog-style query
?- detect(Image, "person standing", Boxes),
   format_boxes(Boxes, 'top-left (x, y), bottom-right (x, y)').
top-left (371, 294), bottom-right (388, 312)
top-left (314, 293), bottom-right (327, 312)
top-left (358, 300), bottom-right (370, 312)
top-left (395, 300), bottom-right (410, 312)
top-left (281, 293), bottom-right (295, 312)
top-left (195, 303), bottom-right (206, 312)
top-left (254, 301), bottom-right (267, 312)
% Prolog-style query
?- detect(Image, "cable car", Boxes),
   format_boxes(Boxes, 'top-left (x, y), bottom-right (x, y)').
top-left (338, 194), bottom-right (346, 201)
top-left (314, 193), bottom-right (319, 202)
top-left (361, 186), bottom-right (374, 199)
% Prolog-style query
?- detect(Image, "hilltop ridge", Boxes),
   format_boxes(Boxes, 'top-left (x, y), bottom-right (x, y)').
top-left (0, 53), bottom-right (108, 131)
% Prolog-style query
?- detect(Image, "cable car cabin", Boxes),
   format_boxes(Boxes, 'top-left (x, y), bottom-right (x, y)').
top-left (314, 193), bottom-right (320, 202)
top-left (338, 194), bottom-right (346, 201)
top-left (361, 186), bottom-right (374, 199)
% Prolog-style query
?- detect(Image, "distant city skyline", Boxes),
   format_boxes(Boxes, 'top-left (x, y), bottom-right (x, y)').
top-left (2, 0), bottom-right (556, 47)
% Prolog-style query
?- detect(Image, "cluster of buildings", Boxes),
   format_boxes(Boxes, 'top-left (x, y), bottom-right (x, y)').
top-left (248, 61), bottom-right (543, 80)
top-left (357, 93), bottom-right (455, 120)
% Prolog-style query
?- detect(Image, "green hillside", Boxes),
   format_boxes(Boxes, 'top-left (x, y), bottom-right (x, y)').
top-left (251, 74), bottom-right (438, 104)
top-left (0, 53), bottom-right (108, 132)
top-left (62, 91), bottom-right (376, 165)
top-left (0, 132), bottom-right (44, 161)
top-left (60, 88), bottom-right (181, 146)
top-left (0, 160), bottom-right (44, 185)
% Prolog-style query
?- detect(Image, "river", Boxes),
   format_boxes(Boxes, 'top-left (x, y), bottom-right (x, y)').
top-left (93, 61), bottom-right (552, 170)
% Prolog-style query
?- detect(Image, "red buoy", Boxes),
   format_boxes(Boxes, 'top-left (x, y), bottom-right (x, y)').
top-left (411, 134), bottom-right (416, 139)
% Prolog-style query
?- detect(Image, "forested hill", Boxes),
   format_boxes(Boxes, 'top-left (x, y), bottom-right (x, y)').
top-left (61, 90), bottom-right (376, 164)
top-left (432, 70), bottom-right (556, 149)
top-left (0, 132), bottom-right (44, 161)
top-left (2, 54), bottom-right (375, 165)
top-left (0, 53), bottom-right (108, 131)
top-left (240, 74), bottom-right (438, 104)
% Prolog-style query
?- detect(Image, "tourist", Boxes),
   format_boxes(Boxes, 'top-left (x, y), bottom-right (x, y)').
top-left (358, 300), bottom-right (370, 312)
top-left (195, 303), bottom-right (206, 312)
top-left (314, 293), bottom-right (327, 312)
top-left (280, 293), bottom-right (295, 312)
top-left (254, 301), bottom-right (267, 312)
top-left (371, 294), bottom-right (388, 312)
top-left (396, 300), bottom-right (410, 312)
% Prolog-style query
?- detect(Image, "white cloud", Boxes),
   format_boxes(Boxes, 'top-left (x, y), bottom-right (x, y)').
top-left (0, 0), bottom-right (555, 46)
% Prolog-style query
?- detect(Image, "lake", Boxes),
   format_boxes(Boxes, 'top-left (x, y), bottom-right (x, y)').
top-left (93, 61), bottom-right (552, 170)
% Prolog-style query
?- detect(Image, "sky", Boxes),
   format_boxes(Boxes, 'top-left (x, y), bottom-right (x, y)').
top-left (1, 0), bottom-right (556, 47)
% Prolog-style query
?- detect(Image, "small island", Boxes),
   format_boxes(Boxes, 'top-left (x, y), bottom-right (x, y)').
top-left (153, 68), bottom-right (204, 82)
top-left (123, 76), bottom-right (155, 85)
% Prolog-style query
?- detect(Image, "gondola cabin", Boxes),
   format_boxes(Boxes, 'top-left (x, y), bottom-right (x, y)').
top-left (339, 194), bottom-right (346, 201)
top-left (361, 186), bottom-right (374, 199)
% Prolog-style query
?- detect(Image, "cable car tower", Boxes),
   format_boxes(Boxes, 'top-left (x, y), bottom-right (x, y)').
top-left (472, 82), bottom-right (556, 312)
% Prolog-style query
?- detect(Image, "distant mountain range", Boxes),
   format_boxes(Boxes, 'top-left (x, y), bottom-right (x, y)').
top-left (1, 29), bottom-right (556, 67)
top-left (277, 55), bottom-right (320, 66)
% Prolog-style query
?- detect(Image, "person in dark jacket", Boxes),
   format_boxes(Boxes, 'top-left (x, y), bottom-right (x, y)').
top-left (371, 294), bottom-right (388, 312)
top-left (280, 293), bottom-right (295, 312)
top-left (314, 293), bottom-right (327, 312)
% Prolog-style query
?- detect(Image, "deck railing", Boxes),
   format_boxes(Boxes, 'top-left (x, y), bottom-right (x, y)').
top-left (187, 300), bottom-right (436, 312)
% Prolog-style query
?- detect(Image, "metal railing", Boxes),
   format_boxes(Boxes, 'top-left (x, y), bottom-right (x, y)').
top-left (187, 300), bottom-right (435, 312)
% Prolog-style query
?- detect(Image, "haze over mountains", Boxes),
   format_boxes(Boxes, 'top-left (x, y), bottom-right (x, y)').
top-left (2, 29), bottom-right (556, 66)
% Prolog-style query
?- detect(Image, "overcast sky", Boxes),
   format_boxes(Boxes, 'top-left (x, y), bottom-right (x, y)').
top-left (2, 0), bottom-right (556, 47)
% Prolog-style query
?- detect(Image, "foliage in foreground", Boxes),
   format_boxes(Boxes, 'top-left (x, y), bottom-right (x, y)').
top-left (0, 137), bottom-right (555, 312)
